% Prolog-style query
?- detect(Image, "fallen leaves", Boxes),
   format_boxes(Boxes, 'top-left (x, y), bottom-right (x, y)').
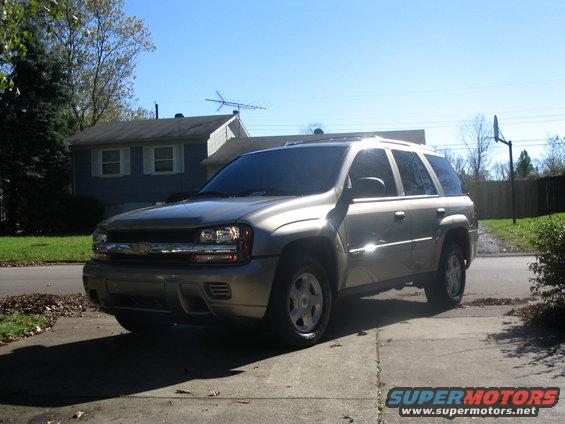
top-left (72, 411), bottom-right (85, 419)
top-left (208, 390), bottom-right (220, 397)
top-left (357, 330), bottom-right (368, 336)
top-left (0, 293), bottom-right (96, 318)
top-left (237, 400), bottom-right (250, 404)
top-left (175, 389), bottom-right (192, 394)
top-left (330, 341), bottom-right (342, 348)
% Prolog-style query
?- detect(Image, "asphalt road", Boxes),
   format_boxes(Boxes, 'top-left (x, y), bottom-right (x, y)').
top-left (0, 256), bottom-right (536, 299)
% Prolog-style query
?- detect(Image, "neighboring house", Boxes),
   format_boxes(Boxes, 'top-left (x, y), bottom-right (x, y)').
top-left (68, 113), bottom-right (248, 216)
top-left (201, 129), bottom-right (426, 177)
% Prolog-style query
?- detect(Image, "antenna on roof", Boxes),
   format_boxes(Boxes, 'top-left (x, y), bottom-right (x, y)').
top-left (205, 91), bottom-right (267, 112)
top-left (205, 91), bottom-right (267, 138)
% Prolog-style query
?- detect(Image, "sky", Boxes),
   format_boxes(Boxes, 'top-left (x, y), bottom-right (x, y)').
top-left (124, 0), bottom-right (565, 164)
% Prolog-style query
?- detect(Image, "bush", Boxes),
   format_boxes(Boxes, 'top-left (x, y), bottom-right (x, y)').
top-left (60, 196), bottom-right (105, 234)
top-left (529, 215), bottom-right (565, 309)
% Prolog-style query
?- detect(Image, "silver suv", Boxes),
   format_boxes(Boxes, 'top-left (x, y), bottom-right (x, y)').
top-left (84, 137), bottom-right (478, 346)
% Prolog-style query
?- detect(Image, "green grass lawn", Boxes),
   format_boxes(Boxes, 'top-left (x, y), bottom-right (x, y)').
top-left (481, 212), bottom-right (565, 251)
top-left (0, 235), bottom-right (91, 263)
top-left (0, 313), bottom-right (48, 343)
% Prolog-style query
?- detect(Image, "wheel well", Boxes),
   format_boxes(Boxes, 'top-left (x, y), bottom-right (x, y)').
top-left (443, 227), bottom-right (470, 261)
top-left (278, 237), bottom-right (339, 299)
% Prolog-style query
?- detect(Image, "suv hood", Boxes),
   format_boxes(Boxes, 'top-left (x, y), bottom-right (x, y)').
top-left (101, 197), bottom-right (291, 230)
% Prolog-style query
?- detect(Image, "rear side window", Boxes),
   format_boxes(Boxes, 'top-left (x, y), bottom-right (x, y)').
top-left (413, 154), bottom-right (437, 195)
top-left (425, 154), bottom-right (464, 196)
top-left (392, 150), bottom-right (429, 195)
top-left (348, 148), bottom-right (396, 197)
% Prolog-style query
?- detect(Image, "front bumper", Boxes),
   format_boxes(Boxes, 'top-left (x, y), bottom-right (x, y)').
top-left (82, 257), bottom-right (278, 321)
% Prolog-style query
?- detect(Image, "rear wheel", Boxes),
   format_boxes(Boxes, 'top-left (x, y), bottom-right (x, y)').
top-left (268, 254), bottom-right (332, 347)
top-left (425, 242), bottom-right (466, 308)
top-left (114, 311), bottom-right (173, 334)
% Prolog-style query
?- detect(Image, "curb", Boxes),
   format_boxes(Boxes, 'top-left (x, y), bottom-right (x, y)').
top-left (477, 253), bottom-right (535, 258)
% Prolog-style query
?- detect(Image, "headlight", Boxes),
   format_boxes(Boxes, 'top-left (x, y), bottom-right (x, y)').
top-left (198, 225), bottom-right (240, 244)
top-left (195, 224), bottom-right (253, 264)
top-left (92, 227), bottom-right (109, 260)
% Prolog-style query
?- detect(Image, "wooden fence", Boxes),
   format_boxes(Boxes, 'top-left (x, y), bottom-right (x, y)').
top-left (466, 176), bottom-right (565, 219)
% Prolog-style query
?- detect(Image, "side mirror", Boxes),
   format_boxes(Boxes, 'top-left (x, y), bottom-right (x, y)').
top-left (353, 177), bottom-right (386, 198)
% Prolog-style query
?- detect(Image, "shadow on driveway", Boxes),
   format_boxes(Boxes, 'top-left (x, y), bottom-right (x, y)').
top-left (486, 323), bottom-right (565, 380)
top-left (0, 297), bottom-right (433, 407)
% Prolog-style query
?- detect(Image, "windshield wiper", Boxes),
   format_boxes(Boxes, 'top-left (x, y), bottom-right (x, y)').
top-left (188, 190), bottom-right (230, 199)
top-left (236, 187), bottom-right (293, 197)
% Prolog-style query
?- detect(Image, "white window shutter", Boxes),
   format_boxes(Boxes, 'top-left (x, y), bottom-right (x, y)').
top-left (173, 145), bottom-right (183, 173)
top-left (120, 148), bottom-right (131, 175)
top-left (143, 146), bottom-right (154, 174)
top-left (91, 150), bottom-right (101, 177)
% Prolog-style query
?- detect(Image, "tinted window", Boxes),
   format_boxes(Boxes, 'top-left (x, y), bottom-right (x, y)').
top-left (202, 146), bottom-right (347, 196)
top-left (392, 150), bottom-right (426, 195)
top-left (413, 154), bottom-right (437, 195)
top-left (425, 154), bottom-right (464, 196)
top-left (348, 148), bottom-right (396, 197)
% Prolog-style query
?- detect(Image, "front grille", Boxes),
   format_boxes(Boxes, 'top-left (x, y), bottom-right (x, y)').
top-left (205, 283), bottom-right (232, 300)
top-left (107, 229), bottom-right (196, 243)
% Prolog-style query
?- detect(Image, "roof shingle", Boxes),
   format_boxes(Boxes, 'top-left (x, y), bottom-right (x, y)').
top-left (68, 114), bottom-right (234, 146)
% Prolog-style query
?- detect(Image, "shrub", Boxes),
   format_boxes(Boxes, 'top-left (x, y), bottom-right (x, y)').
top-left (60, 196), bottom-right (105, 234)
top-left (529, 215), bottom-right (565, 309)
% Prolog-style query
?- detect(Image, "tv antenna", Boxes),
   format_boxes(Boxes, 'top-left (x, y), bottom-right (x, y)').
top-left (205, 91), bottom-right (267, 112)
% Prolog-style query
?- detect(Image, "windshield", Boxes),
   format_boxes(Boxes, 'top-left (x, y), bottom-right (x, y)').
top-left (201, 145), bottom-right (348, 197)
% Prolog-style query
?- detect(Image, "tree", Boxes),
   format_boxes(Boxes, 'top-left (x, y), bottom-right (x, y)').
top-left (442, 150), bottom-right (467, 177)
top-left (458, 114), bottom-right (494, 182)
top-left (515, 149), bottom-right (535, 179)
top-left (492, 162), bottom-right (509, 181)
top-left (301, 122), bottom-right (325, 134)
top-left (0, 20), bottom-right (71, 233)
top-left (49, 0), bottom-right (154, 131)
top-left (1, 0), bottom-right (61, 90)
top-left (541, 136), bottom-right (565, 176)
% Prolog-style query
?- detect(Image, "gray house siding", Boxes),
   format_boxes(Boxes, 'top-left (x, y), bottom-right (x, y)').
top-left (73, 142), bottom-right (208, 215)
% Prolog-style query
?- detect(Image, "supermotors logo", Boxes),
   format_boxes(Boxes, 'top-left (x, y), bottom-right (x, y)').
top-left (386, 387), bottom-right (560, 418)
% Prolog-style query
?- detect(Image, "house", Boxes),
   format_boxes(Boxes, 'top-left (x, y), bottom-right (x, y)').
top-left (68, 112), bottom-right (425, 216)
top-left (68, 113), bottom-right (248, 216)
top-left (201, 129), bottom-right (426, 177)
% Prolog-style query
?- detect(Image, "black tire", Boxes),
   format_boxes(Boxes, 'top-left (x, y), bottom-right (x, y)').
top-left (425, 242), bottom-right (466, 308)
top-left (114, 311), bottom-right (173, 334)
top-left (267, 254), bottom-right (332, 347)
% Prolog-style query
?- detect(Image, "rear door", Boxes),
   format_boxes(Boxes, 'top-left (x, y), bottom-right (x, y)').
top-left (344, 148), bottom-right (412, 287)
top-left (391, 149), bottom-right (445, 274)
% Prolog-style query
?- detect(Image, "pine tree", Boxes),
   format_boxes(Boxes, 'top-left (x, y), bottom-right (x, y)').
top-left (515, 150), bottom-right (535, 179)
top-left (0, 21), bottom-right (71, 233)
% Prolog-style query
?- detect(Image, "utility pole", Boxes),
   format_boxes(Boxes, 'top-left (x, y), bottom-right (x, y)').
top-left (493, 115), bottom-right (516, 225)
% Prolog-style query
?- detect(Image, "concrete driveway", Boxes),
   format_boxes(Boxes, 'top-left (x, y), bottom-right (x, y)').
top-left (0, 257), bottom-right (563, 423)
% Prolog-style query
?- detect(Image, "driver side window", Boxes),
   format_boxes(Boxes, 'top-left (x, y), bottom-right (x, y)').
top-left (348, 148), bottom-right (397, 198)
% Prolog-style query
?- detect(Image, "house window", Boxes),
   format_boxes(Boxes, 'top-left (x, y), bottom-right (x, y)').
top-left (154, 146), bottom-right (174, 173)
top-left (101, 150), bottom-right (121, 175)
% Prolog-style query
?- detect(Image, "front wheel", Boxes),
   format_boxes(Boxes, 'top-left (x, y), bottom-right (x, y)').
top-left (267, 254), bottom-right (332, 347)
top-left (114, 311), bottom-right (173, 334)
top-left (425, 242), bottom-right (466, 308)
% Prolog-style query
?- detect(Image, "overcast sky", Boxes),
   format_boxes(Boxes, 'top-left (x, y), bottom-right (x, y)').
top-left (125, 0), bottom-right (565, 164)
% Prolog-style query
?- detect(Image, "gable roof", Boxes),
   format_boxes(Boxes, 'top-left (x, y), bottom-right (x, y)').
top-left (67, 114), bottom-right (235, 146)
top-left (201, 129), bottom-right (426, 167)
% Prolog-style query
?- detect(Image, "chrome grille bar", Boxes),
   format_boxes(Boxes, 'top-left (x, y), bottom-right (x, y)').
top-left (94, 242), bottom-right (237, 256)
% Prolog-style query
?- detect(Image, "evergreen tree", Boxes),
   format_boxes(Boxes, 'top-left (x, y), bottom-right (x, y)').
top-left (515, 150), bottom-right (535, 179)
top-left (0, 21), bottom-right (71, 233)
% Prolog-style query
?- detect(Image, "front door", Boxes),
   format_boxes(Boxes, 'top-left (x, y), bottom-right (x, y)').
top-left (344, 148), bottom-right (413, 287)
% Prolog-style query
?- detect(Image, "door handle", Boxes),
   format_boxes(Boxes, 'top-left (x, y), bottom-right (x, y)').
top-left (394, 211), bottom-right (406, 220)
top-left (436, 208), bottom-right (446, 216)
